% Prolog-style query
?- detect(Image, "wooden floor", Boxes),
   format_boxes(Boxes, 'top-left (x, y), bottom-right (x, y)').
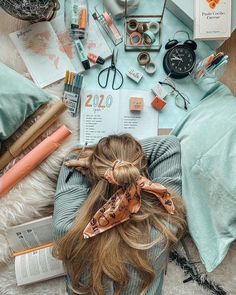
top-left (218, 30), bottom-right (236, 95)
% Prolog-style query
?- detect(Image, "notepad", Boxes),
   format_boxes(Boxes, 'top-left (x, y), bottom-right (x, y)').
top-left (80, 89), bottom-right (158, 144)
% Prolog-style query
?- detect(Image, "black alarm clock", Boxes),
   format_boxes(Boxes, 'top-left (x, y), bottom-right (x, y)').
top-left (163, 31), bottom-right (197, 79)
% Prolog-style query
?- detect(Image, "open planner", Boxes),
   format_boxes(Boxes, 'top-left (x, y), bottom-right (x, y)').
top-left (80, 89), bottom-right (158, 144)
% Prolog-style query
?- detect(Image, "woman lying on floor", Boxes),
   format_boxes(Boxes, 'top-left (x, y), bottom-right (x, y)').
top-left (52, 134), bottom-right (186, 295)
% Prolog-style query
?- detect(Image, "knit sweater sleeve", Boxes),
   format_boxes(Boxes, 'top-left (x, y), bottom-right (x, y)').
top-left (141, 135), bottom-right (182, 195)
top-left (52, 160), bottom-right (90, 240)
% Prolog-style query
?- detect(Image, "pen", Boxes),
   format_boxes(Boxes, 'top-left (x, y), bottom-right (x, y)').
top-left (12, 242), bottom-right (53, 257)
top-left (65, 142), bottom-right (88, 183)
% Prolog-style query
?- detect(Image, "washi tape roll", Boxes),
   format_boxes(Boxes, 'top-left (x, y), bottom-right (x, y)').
top-left (127, 19), bottom-right (138, 33)
top-left (137, 51), bottom-right (151, 65)
top-left (130, 32), bottom-right (142, 46)
top-left (143, 30), bottom-right (156, 44)
top-left (145, 61), bottom-right (157, 75)
top-left (137, 22), bottom-right (148, 34)
top-left (148, 22), bottom-right (160, 35)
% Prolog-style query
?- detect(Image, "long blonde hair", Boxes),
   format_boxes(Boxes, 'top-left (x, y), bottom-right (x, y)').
top-left (53, 134), bottom-right (186, 295)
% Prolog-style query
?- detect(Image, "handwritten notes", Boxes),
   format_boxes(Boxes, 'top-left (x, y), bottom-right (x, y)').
top-left (80, 89), bottom-right (158, 144)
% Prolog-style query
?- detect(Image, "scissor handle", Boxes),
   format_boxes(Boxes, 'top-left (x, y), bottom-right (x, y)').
top-left (112, 68), bottom-right (124, 90)
top-left (98, 67), bottom-right (110, 88)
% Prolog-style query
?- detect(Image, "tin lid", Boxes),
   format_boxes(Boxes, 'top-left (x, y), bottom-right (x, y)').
top-left (124, 0), bottom-right (167, 18)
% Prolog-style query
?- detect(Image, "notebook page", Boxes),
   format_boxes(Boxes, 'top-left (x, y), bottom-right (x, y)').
top-left (80, 89), bottom-right (120, 144)
top-left (118, 89), bottom-right (158, 140)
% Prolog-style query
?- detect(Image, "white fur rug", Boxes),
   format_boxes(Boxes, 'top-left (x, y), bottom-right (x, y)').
top-left (0, 7), bottom-right (235, 295)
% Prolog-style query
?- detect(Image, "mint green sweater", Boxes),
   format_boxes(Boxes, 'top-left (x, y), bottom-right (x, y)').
top-left (53, 135), bottom-right (182, 295)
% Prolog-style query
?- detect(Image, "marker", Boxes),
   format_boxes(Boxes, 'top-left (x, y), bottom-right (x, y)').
top-left (71, 1), bottom-right (79, 29)
top-left (64, 70), bottom-right (69, 92)
top-left (74, 39), bottom-right (90, 70)
top-left (87, 52), bottom-right (105, 65)
top-left (79, 7), bottom-right (88, 39)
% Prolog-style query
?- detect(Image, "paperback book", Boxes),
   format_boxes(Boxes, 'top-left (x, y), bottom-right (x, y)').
top-left (6, 216), bottom-right (65, 286)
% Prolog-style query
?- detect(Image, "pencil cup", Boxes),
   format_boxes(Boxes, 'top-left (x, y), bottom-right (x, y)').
top-left (191, 58), bottom-right (227, 89)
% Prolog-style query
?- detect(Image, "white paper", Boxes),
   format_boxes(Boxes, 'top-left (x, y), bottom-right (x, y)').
top-left (6, 216), bottom-right (52, 252)
top-left (80, 89), bottom-right (158, 144)
top-left (15, 246), bottom-right (65, 286)
top-left (51, 15), bottom-right (112, 73)
top-left (9, 22), bottom-right (75, 88)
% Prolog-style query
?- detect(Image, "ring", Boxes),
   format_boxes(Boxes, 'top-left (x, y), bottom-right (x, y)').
top-left (127, 19), bottom-right (138, 33)
top-left (148, 22), bottom-right (160, 35)
top-left (130, 32), bottom-right (142, 46)
top-left (137, 51), bottom-right (151, 65)
top-left (145, 61), bottom-right (157, 75)
top-left (143, 30), bottom-right (156, 44)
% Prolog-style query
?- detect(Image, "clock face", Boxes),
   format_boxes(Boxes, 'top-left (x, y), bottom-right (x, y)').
top-left (164, 44), bottom-right (196, 78)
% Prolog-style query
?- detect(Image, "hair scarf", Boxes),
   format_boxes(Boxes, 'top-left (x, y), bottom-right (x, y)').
top-left (83, 160), bottom-right (175, 239)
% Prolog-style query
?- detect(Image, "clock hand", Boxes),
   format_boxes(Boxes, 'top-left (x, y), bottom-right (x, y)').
top-left (176, 52), bottom-right (183, 62)
top-left (171, 56), bottom-right (182, 61)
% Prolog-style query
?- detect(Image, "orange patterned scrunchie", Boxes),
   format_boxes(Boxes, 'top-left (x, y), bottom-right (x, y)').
top-left (83, 160), bottom-right (175, 239)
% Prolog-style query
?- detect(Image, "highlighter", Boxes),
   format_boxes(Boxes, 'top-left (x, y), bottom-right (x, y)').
top-left (78, 0), bottom-right (88, 40)
top-left (87, 52), bottom-right (105, 65)
top-left (74, 39), bottom-right (90, 70)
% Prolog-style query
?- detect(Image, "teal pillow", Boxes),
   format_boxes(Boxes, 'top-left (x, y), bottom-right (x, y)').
top-left (0, 63), bottom-right (51, 143)
top-left (172, 83), bottom-right (236, 272)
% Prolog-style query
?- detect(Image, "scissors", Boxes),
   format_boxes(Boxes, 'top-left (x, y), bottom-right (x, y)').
top-left (98, 49), bottom-right (124, 90)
